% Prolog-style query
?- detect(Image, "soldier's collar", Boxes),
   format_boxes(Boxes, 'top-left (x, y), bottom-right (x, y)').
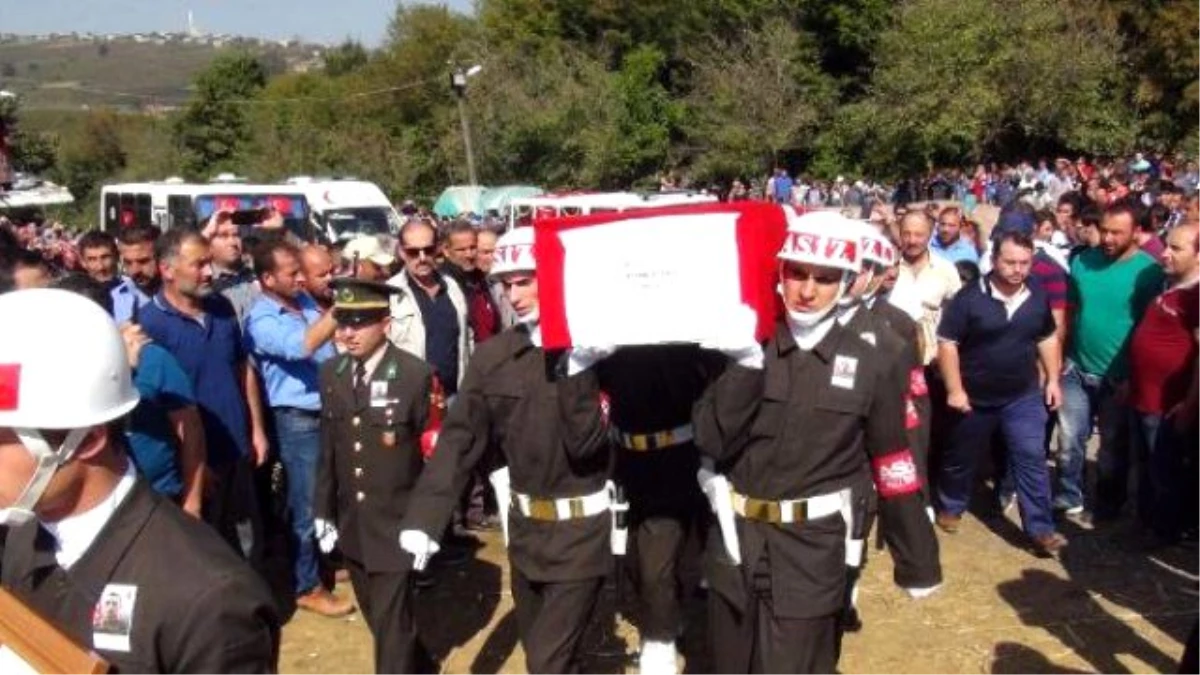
top-left (775, 318), bottom-right (844, 362)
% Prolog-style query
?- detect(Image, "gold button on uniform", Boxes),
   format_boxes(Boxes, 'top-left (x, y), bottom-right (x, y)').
top-left (354, 467), bottom-right (363, 477)
top-left (352, 416), bottom-right (360, 427)
top-left (354, 441), bottom-right (362, 452)
top-left (356, 491), bottom-right (365, 502)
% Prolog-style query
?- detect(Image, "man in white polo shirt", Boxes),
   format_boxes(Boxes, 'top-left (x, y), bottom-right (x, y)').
top-left (889, 210), bottom-right (963, 366)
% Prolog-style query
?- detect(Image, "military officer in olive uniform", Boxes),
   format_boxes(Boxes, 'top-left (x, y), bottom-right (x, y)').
top-left (314, 278), bottom-right (436, 674)
top-left (400, 227), bottom-right (614, 674)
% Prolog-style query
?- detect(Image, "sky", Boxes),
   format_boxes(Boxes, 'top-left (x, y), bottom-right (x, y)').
top-left (0, 0), bottom-right (474, 47)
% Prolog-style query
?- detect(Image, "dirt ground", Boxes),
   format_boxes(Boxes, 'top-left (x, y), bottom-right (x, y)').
top-left (280, 496), bottom-right (1197, 674)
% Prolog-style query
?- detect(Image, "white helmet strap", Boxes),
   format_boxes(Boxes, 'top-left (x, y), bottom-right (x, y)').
top-left (0, 427), bottom-right (90, 526)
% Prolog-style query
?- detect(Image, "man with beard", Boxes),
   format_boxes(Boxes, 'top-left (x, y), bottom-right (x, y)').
top-left (245, 240), bottom-right (348, 617)
top-left (78, 230), bottom-right (119, 289)
top-left (138, 229), bottom-right (269, 568)
top-left (112, 225), bottom-right (161, 323)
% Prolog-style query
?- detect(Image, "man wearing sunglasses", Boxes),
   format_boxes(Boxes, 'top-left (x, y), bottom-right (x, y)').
top-left (385, 220), bottom-right (472, 398)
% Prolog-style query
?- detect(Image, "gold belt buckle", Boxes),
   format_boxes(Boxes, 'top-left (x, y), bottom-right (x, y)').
top-left (568, 498), bottom-right (584, 519)
top-left (527, 498), bottom-right (557, 521)
top-left (630, 434), bottom-right (650, 452)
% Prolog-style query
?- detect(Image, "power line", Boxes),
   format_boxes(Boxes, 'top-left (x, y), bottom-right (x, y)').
top-left (1, 76), bottom-right (441, 106)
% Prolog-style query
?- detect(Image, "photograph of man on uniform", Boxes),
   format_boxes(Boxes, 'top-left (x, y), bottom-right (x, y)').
top-left (95, 591), bottom-right (130, 635)
top-left (313, 277), bottom-right (438, 673)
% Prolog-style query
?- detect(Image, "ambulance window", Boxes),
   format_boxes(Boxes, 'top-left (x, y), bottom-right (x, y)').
top-left (135, 194), bottom-right (152, 226)
top-left (103, 192), bottom-right (121, 230)
top-left (168, 195), bottom-right (195, 229)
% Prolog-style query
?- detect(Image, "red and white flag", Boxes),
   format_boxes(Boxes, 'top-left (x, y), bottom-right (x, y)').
top-left (535, 202), bottom-right (788, 350)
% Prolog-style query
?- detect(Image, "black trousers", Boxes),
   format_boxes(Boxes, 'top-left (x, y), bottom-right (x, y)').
top-left (203, 455), bottom-right (264, 566)
top-left (346, 559), bottom-right (430, 674)
top-left (630, 512), bottom-right (690, 641)
top-left (708, 555), bottom-right (842, 674)
top-left (510, 567), bottom-right (603, 674)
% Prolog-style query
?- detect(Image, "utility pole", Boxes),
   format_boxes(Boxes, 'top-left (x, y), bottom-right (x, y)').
top-left (450, 64), bottom-right (482, 186)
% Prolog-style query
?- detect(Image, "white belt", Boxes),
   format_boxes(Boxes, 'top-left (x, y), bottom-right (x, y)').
top-left (512, 486), bottom-right (611, 521)
top-left (617, 423), bottom-right (694, 451)
top-left (731, 489), bottom-right (846, 524)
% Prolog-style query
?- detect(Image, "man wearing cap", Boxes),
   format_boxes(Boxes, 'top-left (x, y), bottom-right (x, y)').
top-left (386, 220), bottom-right (472, 397)
top-left (0, 289), bottom-right (280, 673)
top-left (343, 235), bottom-right (396, 283)
top-left (399, 226), bottom-right (614, 673)
top-left (694, 211), bottom-right (941, 673)
top-left (313, 278), bottom-right (438, 673)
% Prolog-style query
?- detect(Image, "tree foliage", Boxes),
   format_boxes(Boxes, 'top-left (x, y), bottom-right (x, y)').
top-left (172, 52), bottom-right (267, 178)
top-left (26, 0), bottom-right (1197, 214)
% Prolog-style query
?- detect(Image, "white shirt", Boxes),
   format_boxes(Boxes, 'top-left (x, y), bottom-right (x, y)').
top-left (888, 250), bottom-right (962, 364)
top-left (987, 279), bottom-right (1031, 320)
top-left (43, 462), bottom-right (137, 570)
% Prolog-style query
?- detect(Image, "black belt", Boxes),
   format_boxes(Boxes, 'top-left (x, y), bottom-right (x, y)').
top-left (275, 407), bottom-right (321, 418)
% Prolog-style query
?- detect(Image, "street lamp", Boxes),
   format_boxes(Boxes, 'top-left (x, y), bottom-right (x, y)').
top-left (450, 64), bottom-right (483, 186)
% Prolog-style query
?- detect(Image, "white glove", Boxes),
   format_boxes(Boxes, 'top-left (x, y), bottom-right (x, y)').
top-left (566, 344), bottom-right (617, 376)
top-left (700, 306), bottom-right (763, 369)
top-left (314, 518), bottom-right (338, 555)
top-left (904, 583), bottom-right (942, 599)
top-left (398, 529), bottom-right (441, 572)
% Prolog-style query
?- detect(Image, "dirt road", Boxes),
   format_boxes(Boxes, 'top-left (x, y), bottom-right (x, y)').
top-left (280, 503), bottom-right (1196, 674)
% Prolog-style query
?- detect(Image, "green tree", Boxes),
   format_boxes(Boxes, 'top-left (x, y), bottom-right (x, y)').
top-left (683, 19), bottom-right (836, 181)
top-left (9, 129), bottom-right (57, 175)
top-left (172, 52), bottom-right (267, 178)
top-left (324, 40), bottom-right (370, 76)
top-left (54, 110), bottom-right (127, 204)
top-left (824, 0), bottom-right (1132, 178)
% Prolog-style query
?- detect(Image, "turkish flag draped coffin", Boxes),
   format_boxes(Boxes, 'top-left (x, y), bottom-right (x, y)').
top-left (535, 201), bottom-right (788, 350)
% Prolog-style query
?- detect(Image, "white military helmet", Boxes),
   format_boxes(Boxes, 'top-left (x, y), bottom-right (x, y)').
top-left (0, 288), bottom-right (140, 525)
top-left (860, 226), bottom-right (898, 269)
top-left (777, 209), bottom-right (863, 274)
top-left (489, 226), bottom-right (537, 278)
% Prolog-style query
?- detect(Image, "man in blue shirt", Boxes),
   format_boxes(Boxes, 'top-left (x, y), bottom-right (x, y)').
top-left (112, 225), bottom-right (161, 324)
top-left (930, 206), bottom-right (980, 265)
top-left (139, 229), bottom-right (269, 565)
top-left (935, 231), bottom-right (1066, 556)
top-left (244, 240), bottom-right (351, 618)
top-left (51, 272), bottom-right (207, 517)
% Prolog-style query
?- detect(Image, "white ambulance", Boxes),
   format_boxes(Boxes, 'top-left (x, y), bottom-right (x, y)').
top-left (282, 177), bottom-right (402, 242)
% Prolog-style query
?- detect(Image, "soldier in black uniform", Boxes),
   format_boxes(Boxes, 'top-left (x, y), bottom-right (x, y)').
top-left (865, 232), bottom-right (934, 493)
top-left (597, 344), bottom-right (723, 673)
top-left (694, 212), bottom-right (941, 673)
top-left (0, 288), bottom-right (279, 673)
top-left (313, 278), bottom-right (437, 674)
top-left (400, 226), bottom-right (614, 674)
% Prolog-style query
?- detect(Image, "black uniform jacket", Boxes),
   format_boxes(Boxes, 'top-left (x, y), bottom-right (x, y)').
top-left (315, 343), bottom-right (433, 573)
top-left (404, 326), bottom-right (612, 583)
top-left (597, 345), bottom-right (723, 515)
top-left (694, 320), bottom-right (941, 619)
top-left (1, 480), bottom-right (279, 673)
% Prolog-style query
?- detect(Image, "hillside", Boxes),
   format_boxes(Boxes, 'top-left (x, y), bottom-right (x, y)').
top-left (0, 35), bottom-right (325, 111)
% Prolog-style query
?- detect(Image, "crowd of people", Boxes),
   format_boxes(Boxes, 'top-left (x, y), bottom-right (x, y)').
top-left (0, 149), bottom-right (1196, 674)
